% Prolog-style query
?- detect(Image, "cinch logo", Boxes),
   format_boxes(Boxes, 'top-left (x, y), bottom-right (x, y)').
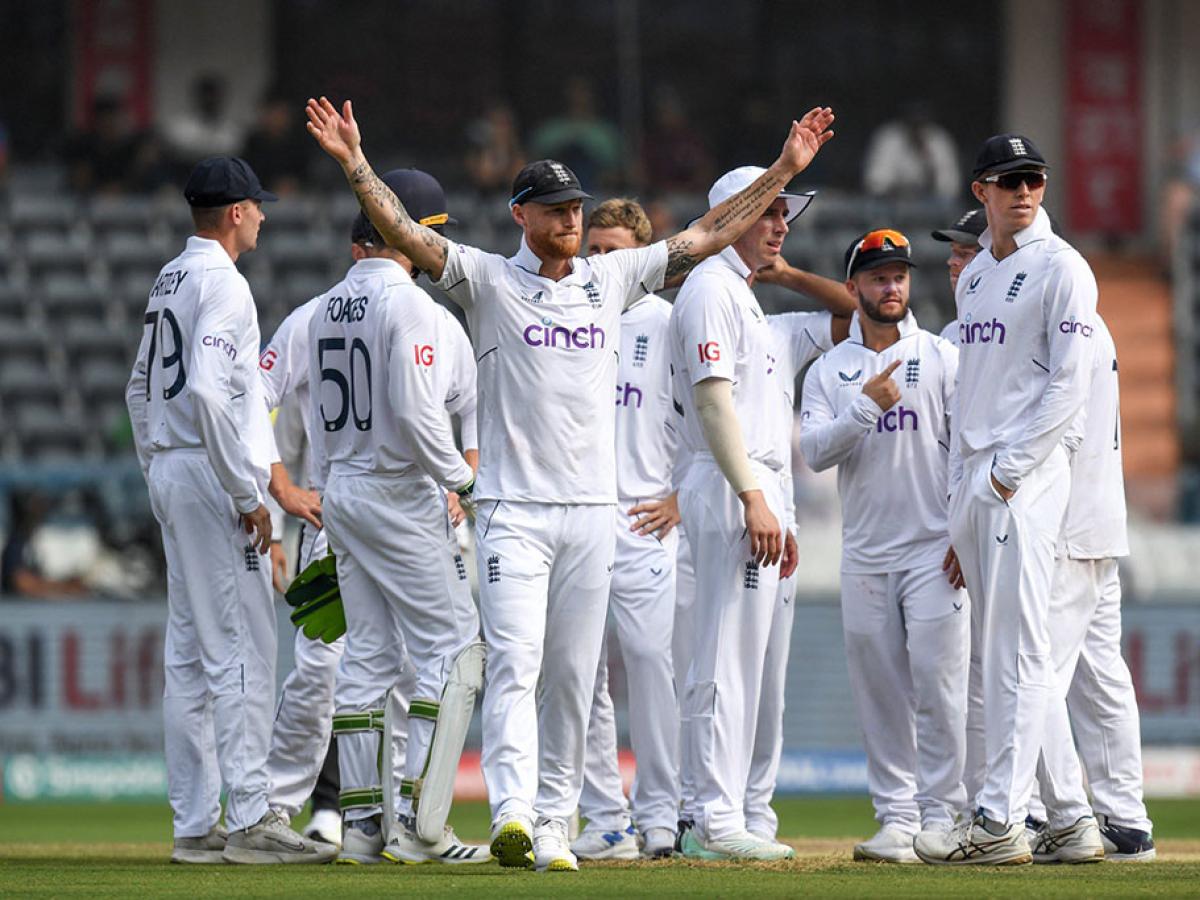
top-left (698, 341), bottom-right (720, 363)
top-left (1059, 318), bottom-right (1094, 337)
top-left (202, 335), bottom-right (237, 359)
top-left (616, 382), bottom-right (643, 408)
top-left (259, 348), bottom-right (277, 370)
top-left (876, 406), bottom-right (919, 432)
top-left (959, 316), bottom-right (1006, 345)
top-left (414, 344), bottom-right (434, 365)
top-left (523, 318), bottom-right (606, 349)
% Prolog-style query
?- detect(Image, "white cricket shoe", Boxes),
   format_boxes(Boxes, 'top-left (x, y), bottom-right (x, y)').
top-left (336, 818), bottom-right (385, 864)
top-left (702, 829), bottom-right (795, 861)
top-left (642, 826), bottom-right (677, 859)
top-left (171, 824), bottom-right (227, 864)
top-left (853, 825), bottom-right (919, 863)
top-left (1032, 815), bottom-right (1105, 864)
top-left (222, 810), bottom-right (339, 864)
top-left (570, 824), bottom-right (639, 860)
top-left (490, 814), bottom-right (534, 869)
top-left (303, 808), bottom-right (343, 848)
top-left (533, 816), bottom-right (579, 872)
top-left (913, 813), bottom-right (1032, 866)
top-left (382, 821), bottom-right (492, 865)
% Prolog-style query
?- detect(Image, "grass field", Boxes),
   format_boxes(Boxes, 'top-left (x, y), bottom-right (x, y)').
top-left (1, 796), bottom-right (1198, 897)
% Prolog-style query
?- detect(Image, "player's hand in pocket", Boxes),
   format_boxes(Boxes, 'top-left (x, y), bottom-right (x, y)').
top-left (942, 545), bottom-right (965, 590)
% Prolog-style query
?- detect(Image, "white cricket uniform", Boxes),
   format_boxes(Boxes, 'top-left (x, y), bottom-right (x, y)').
top-left (668, 245), bottom-right (787, 841)
top-left (947, 206), bottom-right (1097, 826)
top-left (744, 311), bottom-right (833, 839)
top-left (436, 236), bottom-right (668, 824)
top-left (125, 235), bottom-right (278, 836)
top-left (579, 294), bottom-right (680, 835)
top-left (671, 448), bottom-right (699, 823)
top-left (1031, 318), bottom-right (1150, 831)
top-left (939, 319), bottom-right (959, 346)
top-left (308, 257), bottom-right (478, 822)
top-left (800, 311), bottom-right (968, 832)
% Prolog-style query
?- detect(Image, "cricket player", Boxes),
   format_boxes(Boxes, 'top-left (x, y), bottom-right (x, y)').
top-left (305, 95), bottom-right (834, 871)
top-left (916, 134), bottom-right (1097, 866)
top-left (800, 229), bottom-right (968, 863)
top-left (259, 174), bottom-right (481, 861)
top-left (572, 198), bottom-right (680, 861)
top-left (305, 168), bottom-right (488, 866)
top-left (930, 208), bottom-right (986, 345)
top-left (669, 166), bottom-right (827, 861)
top-left (125, 156), bottom-right (336, 864)
top-left (1026, 316), bottom-right (1154, 862)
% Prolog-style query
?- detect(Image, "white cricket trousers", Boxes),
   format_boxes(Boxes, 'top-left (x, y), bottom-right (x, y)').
top-left (673, 523), bottom-right (698, 823)
top-left (677, 460), bottom-right (784, 841)
top-left (1028, 558), bottom-right (1152, 832)
top-left (149, 450), bottom-right (276, 836)
top-left (475, 500), bottom-right (615, 824)
top-left (324, 472), bottom-right (479, 822)
top-left (841, 564), bottom-right (969, 833)
top-left (948, 447), bottom-right (1069, 825)
top-left (744, 565), bottom-right (796, 839)
top-left (580, 515), bottom-right (680, 833)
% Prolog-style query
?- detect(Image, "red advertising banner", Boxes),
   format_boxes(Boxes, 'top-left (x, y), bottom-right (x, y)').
top-left (1064, 0), bottom-right (1142, 234)
top-left (71, 0), bottom-right (155, 129)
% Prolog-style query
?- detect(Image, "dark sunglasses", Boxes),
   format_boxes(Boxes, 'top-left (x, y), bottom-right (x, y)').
top-left (982, 170), bottom-right (1048, 190)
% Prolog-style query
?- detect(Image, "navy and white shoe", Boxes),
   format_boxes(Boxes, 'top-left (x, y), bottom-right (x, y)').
top-left (570, 823), bottom-right (639, 860)
top-left (1099, 814), bottom-right (1156, 862)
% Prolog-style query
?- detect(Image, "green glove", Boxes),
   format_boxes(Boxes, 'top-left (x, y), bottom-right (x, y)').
top-left (285, 554), bottom-right (346, 643)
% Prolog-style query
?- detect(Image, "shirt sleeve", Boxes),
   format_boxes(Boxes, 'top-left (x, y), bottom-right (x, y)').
top-left (442, 311), bottom-right (479, 451)
top-left (124, 315), bottom-right (153, 479)
top-left (677, 279), bottom-right (740, 385)
top-left (386, 296), bottom-right (474, 491)
top-left (190, 273), bottom-right (263, 514)
top-left (259, 301), bottom-right (312, 410)
top-left (797, 357), bottom-right (881, 472)
top-left (592, 242), bottom-right (669, 310)
top-left (770, 311), bottom-right (834, 378)
top-left (434, 242), bottom-right (504, 313)
top-left (992, 252), bottom-right (1098, 490)
top-left (937, 338), bottom-right (960, 496)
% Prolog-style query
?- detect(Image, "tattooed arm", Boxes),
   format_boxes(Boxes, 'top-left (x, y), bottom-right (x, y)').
top-left (661, 107), bottom-right (835, 288)
top-left (305, 97), bottom-right (450, 281)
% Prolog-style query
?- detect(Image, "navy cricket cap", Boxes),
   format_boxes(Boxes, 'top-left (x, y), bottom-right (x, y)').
top-left (931, 208), bottom-right (987, 245)
top-left (844, 229), bottom-right (917, 279)
top-left (351, 168), bottom-right (457, 244)
top-left (971, 133), bottom-right (1049, 179)
top-left (509, 159), bottom-right (593, 207)
top-left (184, 156), bottom-right (277, 207)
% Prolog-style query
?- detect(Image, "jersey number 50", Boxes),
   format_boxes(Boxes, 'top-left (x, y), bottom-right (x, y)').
top-left (319, 337), bottom-right (372, 432)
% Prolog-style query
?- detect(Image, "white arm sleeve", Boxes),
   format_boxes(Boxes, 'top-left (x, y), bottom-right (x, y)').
top-left (190, 281), bottom-right (263, 514)
top-left (693, 377), bottom-right (759, 495)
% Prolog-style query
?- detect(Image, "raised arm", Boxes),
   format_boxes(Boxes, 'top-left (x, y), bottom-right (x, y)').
top-left (662, 107), bottom-right (835, 287)
top-left (305, 97), bottom-right (450, 280)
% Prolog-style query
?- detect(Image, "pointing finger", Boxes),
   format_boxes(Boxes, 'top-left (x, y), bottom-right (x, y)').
top-left (882, 359), bottom-right (903, 377)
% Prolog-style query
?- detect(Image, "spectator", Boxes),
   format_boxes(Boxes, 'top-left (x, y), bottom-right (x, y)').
top-left (1, 490), bottom-right (89, 598)
top-left (65, 95), bottom-right (161, 194)
top-left (161, 74), bottom-right (246, 168)
top-left (641, 85), bottom-right (713, 193)
top-left (1160, 129), bottom-right (1200, 270)
top-left (463, 101), bottom-right (525, 195)
top-left (862, 104), bottom-right (961, 200)
top-left (243, 94), bottom-right (311, 196)
top-left (530, 76), bottom-right (622, 189)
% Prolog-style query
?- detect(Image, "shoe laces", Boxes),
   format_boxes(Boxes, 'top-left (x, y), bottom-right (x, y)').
top-left (533, 817), bottom-right (568, 851)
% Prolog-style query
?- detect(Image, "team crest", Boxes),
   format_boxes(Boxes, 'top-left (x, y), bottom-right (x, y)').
top-left (905, 358), bottom-right (920, 386)
top-left (583, 281), bottom-right (601, 308)
top-left (633, 334), bottom-right (649, 367)
top-left (1005, 272), bottom-right (1027, 303)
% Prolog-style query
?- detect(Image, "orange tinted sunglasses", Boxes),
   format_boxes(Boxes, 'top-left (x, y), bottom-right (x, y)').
top-left (847, 229), bottom-right (910, 277)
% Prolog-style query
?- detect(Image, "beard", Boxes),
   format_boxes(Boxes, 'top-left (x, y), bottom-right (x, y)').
top-left (527, 228), bottom-right (581, 262)
top-left (861, 294), bottom-right (907, 324)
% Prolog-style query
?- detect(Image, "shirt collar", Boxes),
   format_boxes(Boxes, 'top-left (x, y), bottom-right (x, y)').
top-left (186, 235), bottom-right (233, 261)
top-left (350, 257), bottom-right (414, 283)
top-left (511, 235), bottom-right (580, 281)
top-left (978, 205), bottom-right (1052, 253)
top-left (848, 308), bottom-right (920, 343)
top-left (717, 244), bottom-right (753, 281)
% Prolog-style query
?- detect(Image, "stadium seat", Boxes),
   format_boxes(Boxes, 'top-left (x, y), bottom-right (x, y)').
top-left (43, 273), bottom-right (111, 327)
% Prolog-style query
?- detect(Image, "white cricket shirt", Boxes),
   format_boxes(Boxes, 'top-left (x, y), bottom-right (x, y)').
top-left (126, 236), bottom-right (275, 514)
top-left (1060, 316), bottom-right (1128, 559)
top-left (307, 258), bottom-right (472, 492)
top-left (615, 294), bottom-right (677, 504)
top-left (435, 236), bottom-right (668, 503)
top-left (950, 207), bottom-right (1097, 493)
top-left (669, 246), bottom-right (785, 471)
top-left (799, 311), bottom-right (958, 573)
